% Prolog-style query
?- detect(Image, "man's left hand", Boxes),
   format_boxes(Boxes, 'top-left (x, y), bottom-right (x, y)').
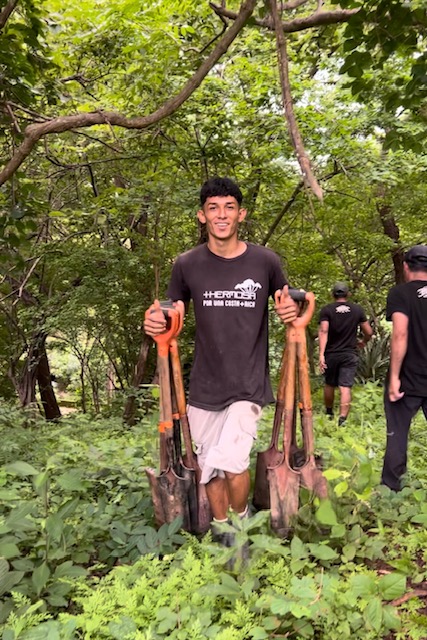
top-left (275, 285), bottom-right (299, 324)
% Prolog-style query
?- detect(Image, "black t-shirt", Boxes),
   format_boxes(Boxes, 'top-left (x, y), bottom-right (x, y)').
top-left (386, 280), bottom-right (427, 396)
top-left (167, 243), bottom-right (287, 410)
top-left (319, 301), bottom-right (367, 355)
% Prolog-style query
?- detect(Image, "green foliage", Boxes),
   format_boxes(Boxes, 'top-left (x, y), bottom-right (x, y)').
top-left (0, 411), bottom-right (185, 623)
top-left (0, 387), bottom-right (424, 637)
top-left (356, 333), bottom-right (390, 383)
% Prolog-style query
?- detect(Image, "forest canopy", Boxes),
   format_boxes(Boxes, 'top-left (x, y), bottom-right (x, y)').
top-left (0, 0), bottom-right (426, 416)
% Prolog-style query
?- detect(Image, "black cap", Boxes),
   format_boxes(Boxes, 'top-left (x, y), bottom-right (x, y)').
top-left (332, 281), bottom-right (349, 297)
top-left (404, 245), bottom-right (427, 267)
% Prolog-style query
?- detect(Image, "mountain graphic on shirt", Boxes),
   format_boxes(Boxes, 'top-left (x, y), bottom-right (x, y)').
top-left (235, 279), bottom-right (262, 294)
top-left (336, 304), bottom-right (351, 314)
top-left (417, 286), bottom-right (427, 299)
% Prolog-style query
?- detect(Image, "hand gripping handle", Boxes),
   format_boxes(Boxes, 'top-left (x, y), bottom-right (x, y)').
top-left (275, 289), bottom-right (315, 328)
top-left (144, 300), bottom-right (183, 356)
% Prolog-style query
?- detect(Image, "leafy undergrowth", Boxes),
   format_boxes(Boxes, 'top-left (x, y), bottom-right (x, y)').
top-left (0, 381), bottom-right (426, 639)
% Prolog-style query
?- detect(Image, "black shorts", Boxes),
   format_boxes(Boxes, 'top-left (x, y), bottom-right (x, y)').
top-left (324, 352), bottom-right (358, 388)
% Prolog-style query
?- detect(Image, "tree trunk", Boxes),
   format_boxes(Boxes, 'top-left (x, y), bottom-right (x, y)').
top-left (123, 335), bottom-right (151, 426)
top-left (377, 202), bottom-right (405, 284)
top-left (37, 345), bottom-right (62, 420)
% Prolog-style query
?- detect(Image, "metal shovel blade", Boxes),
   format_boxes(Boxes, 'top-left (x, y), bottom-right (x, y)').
top-left (268, 340), bottom-right (300, 536)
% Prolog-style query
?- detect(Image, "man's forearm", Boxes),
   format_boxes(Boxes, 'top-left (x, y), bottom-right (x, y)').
top-left (389, 334), bottom-right (407, 381)
top-left (318, 330), bottom-right (328, 357)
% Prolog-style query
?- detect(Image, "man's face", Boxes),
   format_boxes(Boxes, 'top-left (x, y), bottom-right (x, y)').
top-left (197, 196), bottom-right (246, 242)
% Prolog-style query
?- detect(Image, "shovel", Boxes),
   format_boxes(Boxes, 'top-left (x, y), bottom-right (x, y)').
top-left (267, 336), bottom-right (301, 536)
top-left (268, 291), bottom-right (320, 536)
top-left (145, 305), bottom-right (193, 530)
top-left (169, 335), bottom-right (212, 534)
top-left (253, 288), bottom-right (309, 511)
top-left (296, 326), bottom-right (328, 499)
top-left (253, 348), bottom-right (289, 511)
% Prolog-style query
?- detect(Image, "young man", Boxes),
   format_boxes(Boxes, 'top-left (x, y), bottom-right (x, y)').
top-left (144, 177), bottom-right (298, 542)
top-left (381, 245), bottom-right (427, 491)
top-left (318, 282), bottom-right (372, 425)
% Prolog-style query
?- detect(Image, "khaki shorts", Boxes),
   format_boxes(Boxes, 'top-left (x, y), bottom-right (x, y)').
top-left (187, 401), bottom-right (262, 485)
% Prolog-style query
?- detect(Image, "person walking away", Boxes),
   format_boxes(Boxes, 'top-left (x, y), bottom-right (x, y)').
top-left (381, 245), bottom-right (427, 491)
top-left (144, 177), bottom-right (299, 550)
top-left (318, 282), bottom-right (372, 425)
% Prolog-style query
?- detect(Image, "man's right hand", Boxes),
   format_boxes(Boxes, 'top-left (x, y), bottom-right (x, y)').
top-left (319, 355), bottom-right (327, 374)
top-left (143, 300), bottom-right (167, 337)
top-left (388, 377), bottom-right (404, 402)
top-left (143, 299), bottom-right (185, 337)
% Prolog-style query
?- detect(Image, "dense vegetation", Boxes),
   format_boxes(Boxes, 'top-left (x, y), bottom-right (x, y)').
top-left (0, 0), bottom-right (426, 637)
top-left (0, 385), bottom-right (427, 638)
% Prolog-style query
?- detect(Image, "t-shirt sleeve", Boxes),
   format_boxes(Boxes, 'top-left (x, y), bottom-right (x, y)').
top-left (318, 305), bottom-right (330, 324)
top-left (166, 257), bottom-right (191, 302)
top-left (269, 252), bottom-right (288, 297)
top-left (386, 286), bottom-right (407, 321)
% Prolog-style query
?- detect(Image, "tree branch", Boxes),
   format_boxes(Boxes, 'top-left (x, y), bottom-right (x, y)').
top-left (270, 0), bottom-right (323, 200)
top-left (0, 0), bottom-right (19, 31)
top-left (0, 0), bottom-right (257, 186)
top-left (210, 3), bottom-right (359, 32)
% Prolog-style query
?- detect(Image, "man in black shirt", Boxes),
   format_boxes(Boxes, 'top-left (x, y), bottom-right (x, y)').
top-left (144, 177), bottom-right (298, 542)
top-left (381, 245), bottom-right (427, 491)
top-left (318, 282), bottom-right (372, 425)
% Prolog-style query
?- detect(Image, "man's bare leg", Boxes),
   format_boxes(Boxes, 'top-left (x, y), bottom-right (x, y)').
top-left (324, 384), bottom-right (335, 415)
top-left (339, 386), bottom-right (352, 424)
top-left (225, 469), bottom-right (250, 514)
top-left (205, 476), bottom-right (229, 520)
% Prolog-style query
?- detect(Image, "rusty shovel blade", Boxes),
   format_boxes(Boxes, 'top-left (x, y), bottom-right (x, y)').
top-left (268, 339), bottom-right (301, 536)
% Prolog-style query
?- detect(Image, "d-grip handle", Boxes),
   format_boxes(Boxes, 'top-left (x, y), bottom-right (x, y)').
top-left (275, 289), bottom-right (315, 329)
top-left (144, 300), bottom-right (183, 356)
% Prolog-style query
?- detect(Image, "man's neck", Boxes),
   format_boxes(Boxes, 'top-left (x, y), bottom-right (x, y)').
top-left (207, 237), bottom-right (247, 259)
top-left (407, 271), bottom-right (427, 282)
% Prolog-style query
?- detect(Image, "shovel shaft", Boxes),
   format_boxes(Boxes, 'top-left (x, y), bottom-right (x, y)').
top-left (169, 338), bottom-right (196, 469)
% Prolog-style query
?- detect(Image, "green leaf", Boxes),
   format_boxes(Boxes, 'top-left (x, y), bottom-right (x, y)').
top-left (249, 627), bottom-right (268, 639)
top-left (334, 481), bottom-right (348, 497)
top-left (308, 543), bottom-right (339, 561)
top-left (56, 470), bottom-right (88, 491)
top-left (53, 561), bottom-right (87, 579)
top-left (290, 536), bottom-right (308, 560)
top-left (45, 513), bottom-right (64, 541)
top-left (315, 499), bottom-right (338, 526)
top-left (0, 542), bottom-right (20, 559)
top-left (363, 596), bottom-right (383, 632)
top-left (167, 515), bottom-right (183, 536)
top-left (32, 562), bottom-right (51, 595)
top-left (350, 574), bottom-right (377, 597)
top-left (0, 558), bottom-right (9, 583)
top-left (379, 573), bottom-right (406, 600)
top-left (0, 570), bottom-right (25, 596)
top-left (5, 461), bottom-right (39, 476)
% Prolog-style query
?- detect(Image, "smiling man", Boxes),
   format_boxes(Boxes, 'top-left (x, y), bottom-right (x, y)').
top-left (144, 177), bottom-right (298, 551)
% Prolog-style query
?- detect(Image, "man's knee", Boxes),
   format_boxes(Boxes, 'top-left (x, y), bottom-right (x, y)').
top-left (224, 469), bottom-right (246, 482)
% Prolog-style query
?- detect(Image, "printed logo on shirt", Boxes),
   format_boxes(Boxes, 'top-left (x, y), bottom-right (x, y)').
top-left (336, 305), bottom-right (351, 314)
top-left (417, 286), bottom-right (427, 299)
top-left (202, 278), bottom-right (262, 308)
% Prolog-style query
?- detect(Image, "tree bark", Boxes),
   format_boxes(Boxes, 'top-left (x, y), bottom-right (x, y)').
top-left (37, 344), bottom-right (62, 420)
top-left (0, 0), bottom-right (19, 31)
top-left (123, 335), bottom-right (151, 426)
top-left (270, 0), bottom-right (323, 200)
top-left (377, 202), bottom-right (405, 284)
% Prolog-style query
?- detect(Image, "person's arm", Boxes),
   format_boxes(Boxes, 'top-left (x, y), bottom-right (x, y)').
top-left (318, 320), bottom-right (329, 373)
top-left (388, 311), bottom-right (408, 402)
top-left (357, 320), bottom-right (373, 348)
